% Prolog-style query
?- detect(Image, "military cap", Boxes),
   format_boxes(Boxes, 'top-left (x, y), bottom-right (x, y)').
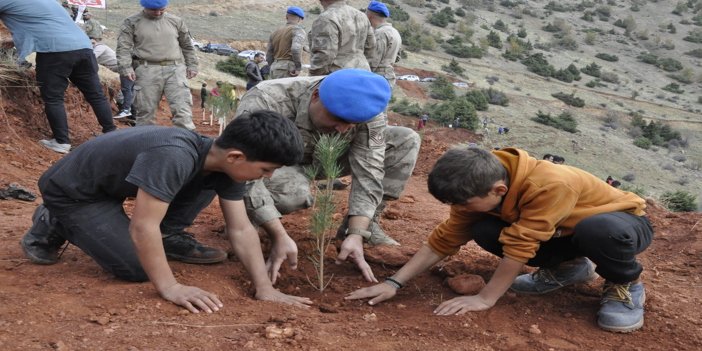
top-left (140, 0), bottom-right (169, 9)
top-left (287, 6), bottom-right (305, 19)
top-left (367, 1), bottom-right (390, 17)
top-left (319, 69), bottom-right (391, 123)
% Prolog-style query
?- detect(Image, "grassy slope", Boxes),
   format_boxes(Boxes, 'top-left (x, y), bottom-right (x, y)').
top-left (93, 0), bottom-right (701, 209)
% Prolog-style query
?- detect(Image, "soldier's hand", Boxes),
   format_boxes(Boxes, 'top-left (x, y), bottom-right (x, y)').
top-left (124, 73), bottom-right (136, 82)
top-left (187, 70), bottom-right (198, 79)
top-left (335, 234), bottom-right (378, 283)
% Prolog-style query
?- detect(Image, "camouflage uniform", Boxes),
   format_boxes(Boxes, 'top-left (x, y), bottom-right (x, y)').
top-left (369, 23), bottom-right (402, 89)
top-left (83, 17), bottom-right (103, 40)
top-left (308, 1), bottom-right (375, 75)
top-left (234, 77), bottom-right (420, 231)
top-left (266, 21), bottom-right (308, 79)
top-left (116, 11), bottom-right (198, 130)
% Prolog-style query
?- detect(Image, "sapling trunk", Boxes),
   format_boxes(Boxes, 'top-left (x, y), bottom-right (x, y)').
top-left (303, 134), bottom-right (350, 291)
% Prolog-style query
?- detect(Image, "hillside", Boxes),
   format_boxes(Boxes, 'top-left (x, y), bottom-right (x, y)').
top-left (85, 0), bottom-right (702, 206)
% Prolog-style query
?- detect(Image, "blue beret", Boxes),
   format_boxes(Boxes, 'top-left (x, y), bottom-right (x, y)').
top-left (140, 0), bottom-right (168, 9)
top-left (287, 6), bottom-right (305, 19)
top-left (367, 1), bottom-right (390, 17)
top-left (319, 69), bottom-right (391, 123)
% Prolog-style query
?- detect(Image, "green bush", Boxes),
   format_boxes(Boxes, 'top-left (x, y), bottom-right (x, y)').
top-left (542, 23), bottom-right (560, 32)
top-left (390, 98), bottom-right (422, 117)
top-left (443, 43), bottom-right (484, 58)
top-left (429, 7), bottom-right (455, 27)
top-left (518, 28), bottom-right (528, 38)
top-left (660, 191), bottom-right (698, 212)
top-left (388, 5), bottom-right (410, 21)
top-left (431, 75), bottom-right (456, 100)
top-left (552, 69), bottom-right (575, 83)
top-left (638, 53), bottom-right (659, 64)
top-left (309, 6), bottom-right (321, 15)
top-left (684, 48), bottom-right (702, 58)
top-left (580, 62), bottom-right (601, 77)
top-left (662, 83), bottom-right (685, 93)
top-left (545, 1), bottom-right (569, 12)
top-left (657, 58), bottom-right (683, 72)
top-left (521, 53), bottom-right (555, 77)
top-left (442, 58), bottom-right (465, 76)
top-left (552, 92), bottom-right (585, 107)
top-left (532, 110), bottom-right (579, 133)
top-left (482, 87), bottom-right (509, 106)
top-left (455, 7), bottom-right (466, 17)
top-left (215, 55), bottom-right (248, 78)
top-left (464, 89), bottom-right (489, 111)
top-left (633, 136), bottom-right (652, 149)
top-left (487, 31), bottom-right (503, 48)
top-left (493, 19), bottom-right (509, 32)
top-left (595, 53), bottom-right (619, 62)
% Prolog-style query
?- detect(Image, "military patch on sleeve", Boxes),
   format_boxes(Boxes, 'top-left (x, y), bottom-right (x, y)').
top-left (369, 129), bottom-right (385, 148)
top-left (313, 36), bottom-right (329, 50)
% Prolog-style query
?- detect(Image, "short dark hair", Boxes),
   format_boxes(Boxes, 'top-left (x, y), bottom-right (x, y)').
top-left (543, 153), bottom-right (553, 160)
top-left (254, 53), bottom-right (264, 59)
top-left (215, 110), bottom-right (303, 166)
top-left (202, 83), bottom-right (207, 87)
top-left (611, 180), bottom-right (621, 187)
top-left (428, 146), bottom-right (508, 205)
top-left (552, 155), bottom-right (565, 163)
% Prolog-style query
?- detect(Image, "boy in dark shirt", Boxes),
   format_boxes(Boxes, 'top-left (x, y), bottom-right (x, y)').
top-left (22, 110), bottom-right (312, 313)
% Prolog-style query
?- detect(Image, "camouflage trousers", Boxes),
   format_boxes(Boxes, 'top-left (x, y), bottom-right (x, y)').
top-left (244, 126), bottom-right (420, 226)
top-left (133, 63), bottom-right (195, 130)
top-left (269, 60), bottom-right (297, 79)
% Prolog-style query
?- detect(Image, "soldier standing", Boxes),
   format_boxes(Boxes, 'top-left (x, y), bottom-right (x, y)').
top-left (366, 1), bottom-right (401, 88)
top-left (308, 0), bottom-right (375, 75)
top-left (82, 11), bottom-right (103, 41)
top-left (266, 6), bottom-right (308, 79)
top-left (234, 69), bottom-right (420, 284)
top-left (116, 0), bottom-right (198, 130)
top-left (60, 0), bottom-right (73, 19)
top-left (245, 53), bottom-right (264, 90)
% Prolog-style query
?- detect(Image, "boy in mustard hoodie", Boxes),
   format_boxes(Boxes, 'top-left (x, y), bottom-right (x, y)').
top-left (347, 146), bottom-right (653, 333)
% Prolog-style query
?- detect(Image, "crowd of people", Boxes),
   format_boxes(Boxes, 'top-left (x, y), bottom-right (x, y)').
top-left (1, 0), bottom-right (652, 334)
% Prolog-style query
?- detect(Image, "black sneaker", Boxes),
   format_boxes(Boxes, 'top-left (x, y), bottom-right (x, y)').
top-left (162, 231), bottom-right (227, 264)
top-left (21, 204), bottom-right (66, 265)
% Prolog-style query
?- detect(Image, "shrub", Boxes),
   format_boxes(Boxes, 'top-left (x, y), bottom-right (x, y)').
top-left (443, 43), bottom-right (484, 58)
top-left (600, 71), bottom-right (620, 84)
top-left (552, 92), bottom-right (585, 107)
top-left (532, 110), bottom-right (579, 133)
top-left (388, 5), bottom-right (410, 21)
top-left (455, 8), bottom-right (466, 17)
top-left (657, 58), bottom-right (683, 72)
top-left (633, 136), bottom-right (652, 149)
top-left (429, 7), bottom-right (456, 27)
top-left (464, 89), bottom-right (489, 111)
top-left (622, 173), bottom-right (636, 182)
top-left (521, 53), bottom-right (555, 77)
top-left (309, 7), bottom-right (321, 15)
top-left (685, 48), bottom-right (702, 58)
top-left (431, 75), bottom-right (456, 100)
top-left (390, 98), bottom-right (422, 117)
top-left (518, 28), bottom-right (528, 38)
top-left (545, 1), bottom-right (570, 12)
top-left (674, 176), bottom-right (689, 186)
top-left (554, 35), bottom-right (579, 50)
top-left (580, 62), bottom-right (601, 77)
top-left (493, 19), bottom-right (509, 32)
top-left (552, 69), bottom-right (575, 83)
top-left (585, 31), bottom-right (597, 45)
top-left (215, 55), bottom-right (248, 78)
top-left (595, 53), bottom-right (619, 62)
top-left (638, 53), bottom-right (659, 65)
top-left (482, 87), bottom-right (510, 106)
top-left (660, 191), bottom-right (698, 212)
top-left (487, 31), bottom-right (503, 48)
top-left (442, 58), bottom-right (465, 76)
top-left (662, 83), bottom-right (685, 94)
top-left (673, 155), bottom-right (687, 162)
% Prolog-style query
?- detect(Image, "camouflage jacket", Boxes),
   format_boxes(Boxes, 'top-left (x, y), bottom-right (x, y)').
top-left (83, 18), bottom-right (103, 40)
top-left (115, 11), bottom-right (198, 75)
top-left (266, 21), bottom-right (308, 71)
top-left (234, 77), bottom-right (386, 219)
top-left (369, 23), bottom-right (402, 87)
top-left (308, 1), bottom-right (375, 76)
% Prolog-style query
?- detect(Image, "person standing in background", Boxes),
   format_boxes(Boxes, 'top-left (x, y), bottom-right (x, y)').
top-left (266, 6), bottom-right (308, 79)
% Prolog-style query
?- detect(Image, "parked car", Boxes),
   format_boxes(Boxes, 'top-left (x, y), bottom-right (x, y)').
top-left (420, 77), bottom-right (436, 82)
top-left (201, 43), bottom-right (238, 56)
top-left (452, 82), bottom-right (469, 88)
top-left (238, 50), bottom-right (266, 61)
top-left (190, 37), bottom-right (204, 51)
top-left (398, 75), bottom-right (420, 81)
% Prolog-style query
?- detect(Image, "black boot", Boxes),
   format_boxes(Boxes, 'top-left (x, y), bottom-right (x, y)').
top-left (162, 231), bottom-right (227, 264)
top-left (21, 204), bottom-right (66, 265)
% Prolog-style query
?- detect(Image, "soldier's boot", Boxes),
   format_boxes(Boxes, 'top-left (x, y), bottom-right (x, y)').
top-left (21, 204), bottom-right (66, 265)
top-left (335, 201), bottom-right (400, 246)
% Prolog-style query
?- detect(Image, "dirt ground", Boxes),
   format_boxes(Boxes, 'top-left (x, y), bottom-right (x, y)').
top-left (1, 79), bottom-right (702, 351)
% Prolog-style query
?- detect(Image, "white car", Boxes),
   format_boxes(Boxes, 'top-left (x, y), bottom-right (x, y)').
top-left (238, 50), bottom-right (266, 61)
top-left (453, 82), bottom-right (469, 88)
top-left (398, 75), bottom-right (420, 81)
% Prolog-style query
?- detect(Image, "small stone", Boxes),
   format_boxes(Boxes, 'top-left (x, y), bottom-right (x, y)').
top-left (51, 341), bottom-right (69, 351)
top-left (265, 325), bottom-right (284, 339)
top-left (528, 324), bottom-right (541, 334)
top-left (178, 309), bottom-right (190, 316)
top-left (362, 313), bottom-right (377, 322)
top-left (319, 303), bottom-right (339, 313)
top-left (447, 274), bottom-right (486, 295)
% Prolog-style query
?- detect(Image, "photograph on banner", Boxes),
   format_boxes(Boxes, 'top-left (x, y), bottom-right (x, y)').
top-left (68, 0), bottom-right (107, 9)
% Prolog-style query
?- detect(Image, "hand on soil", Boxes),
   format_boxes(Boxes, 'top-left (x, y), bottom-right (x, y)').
top-left (345, 282), bottom-right (397, 305)
top-left (266, 235), bottom-right (299, 285)
top-left (161, 283), bottom-right (223, 314)
top-left (335, 235), bottom-right (378, 283)
top-left (255, 288), bottom-right (313, 308)
top-left (434, 295), bottom-right (492, 316)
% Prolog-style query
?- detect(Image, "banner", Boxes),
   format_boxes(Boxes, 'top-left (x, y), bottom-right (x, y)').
top-left (67, 0), bottom-right (106, 9)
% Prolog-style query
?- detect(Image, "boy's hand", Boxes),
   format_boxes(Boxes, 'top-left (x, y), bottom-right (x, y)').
top-left (335, 234), bottom-right (378, 283)
top-left (161, 283), bottom-right (223, 314)
top-left (266, 234), bottom-right (299, 285)
top-left (255, 287), bottom-right (313, 308)
top-left (345, 282), bottom-right (396, 305)
top-left (433, 295), bottom-right (493, 316)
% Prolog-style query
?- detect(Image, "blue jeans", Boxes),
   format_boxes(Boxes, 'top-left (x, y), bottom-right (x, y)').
top-left (41, 190), bottom-right (217, 282)
top-left (35, 49), bottom-right (115, 144)
top-left (472, 212), bottom-right (653, 283)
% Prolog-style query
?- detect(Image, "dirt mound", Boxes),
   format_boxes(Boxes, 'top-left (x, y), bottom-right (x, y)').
top-left (0, 72), bottom-right (701, 350)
